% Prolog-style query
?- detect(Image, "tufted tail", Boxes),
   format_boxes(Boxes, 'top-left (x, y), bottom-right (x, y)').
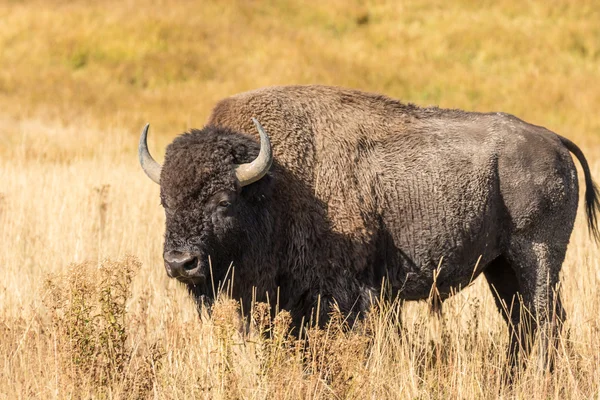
top-left (558, 135), bottom-right (600, 243)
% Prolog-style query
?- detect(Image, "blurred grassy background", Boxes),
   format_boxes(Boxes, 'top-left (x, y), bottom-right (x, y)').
top-left (1, 0), bottom-right (599, 149)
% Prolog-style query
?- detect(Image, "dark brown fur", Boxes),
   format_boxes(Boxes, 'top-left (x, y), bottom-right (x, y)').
top-left (156, 85), bottom-right (598, 372)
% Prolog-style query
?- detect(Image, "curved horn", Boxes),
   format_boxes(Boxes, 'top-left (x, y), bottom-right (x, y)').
top-left (234, 118), bottom-right (273, 187)
top-left (138, 124), bottom-right (162, 184)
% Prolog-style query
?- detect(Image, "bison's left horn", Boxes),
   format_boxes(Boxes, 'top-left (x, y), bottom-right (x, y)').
top-left (234, 118), bottom-right (273, 187)
top-left (138, 124), bottom-right (162, 184)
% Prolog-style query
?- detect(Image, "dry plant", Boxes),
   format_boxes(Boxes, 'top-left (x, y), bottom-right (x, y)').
top-left (1, 0), bottom-right (600, 399)
top-left (40, 256), bottom-right (163, 398)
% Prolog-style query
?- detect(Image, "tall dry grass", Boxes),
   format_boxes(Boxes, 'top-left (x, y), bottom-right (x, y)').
top-left (1, 0), bottom-right (600, 398)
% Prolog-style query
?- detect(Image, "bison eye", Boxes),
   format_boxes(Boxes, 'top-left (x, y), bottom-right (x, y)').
top-left (218, 200), bottom-right (231, 208)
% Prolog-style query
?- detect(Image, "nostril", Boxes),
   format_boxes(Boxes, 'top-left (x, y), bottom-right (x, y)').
top-left (164, 252), bottom-right (204, 283)
top-left (164, 251), bottom-right (201, 276)
top-left (182, 257), bottom-right (198, 271)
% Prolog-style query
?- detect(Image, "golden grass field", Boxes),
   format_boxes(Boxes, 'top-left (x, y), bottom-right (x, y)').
top-left (1, 0), bottom-right (600, 398)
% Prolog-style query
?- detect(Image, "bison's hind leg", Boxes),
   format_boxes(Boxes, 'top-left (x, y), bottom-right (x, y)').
top-left (507, 237), bottom-right (567, 372)
top-left (489, 232), bottom-right (568, 379)
top-left (485, 244), bottom-right (568, 380)
top-left (484, 255), bottom-right (527, 378)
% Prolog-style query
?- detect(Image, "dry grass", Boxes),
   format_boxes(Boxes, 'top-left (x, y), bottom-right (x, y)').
top-left (1, 0), bottom-right (600, 398)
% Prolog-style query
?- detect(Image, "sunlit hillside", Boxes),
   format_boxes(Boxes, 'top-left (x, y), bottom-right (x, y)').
top-left (1, 1), bottom-right (599, 398)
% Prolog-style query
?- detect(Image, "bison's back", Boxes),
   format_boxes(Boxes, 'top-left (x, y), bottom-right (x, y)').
top-left (207, 85), bottom-right (464, 180)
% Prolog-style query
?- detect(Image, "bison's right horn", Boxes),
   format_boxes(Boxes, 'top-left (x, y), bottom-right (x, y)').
top-left (234, 118), bottom-right (273, 187)
top-left (138, 124), bottom-right (162, 184)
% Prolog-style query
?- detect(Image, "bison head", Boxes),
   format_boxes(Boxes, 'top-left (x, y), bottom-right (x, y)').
top-left (138, 119), bottom-right (274, 298)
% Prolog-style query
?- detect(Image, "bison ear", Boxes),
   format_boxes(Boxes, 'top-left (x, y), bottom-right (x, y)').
top-left (239, 169), bottom-right (273, 201)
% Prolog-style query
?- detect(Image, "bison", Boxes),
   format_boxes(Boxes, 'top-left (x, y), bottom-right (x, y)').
top-left (138, 85), bottom-right (598, 371)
